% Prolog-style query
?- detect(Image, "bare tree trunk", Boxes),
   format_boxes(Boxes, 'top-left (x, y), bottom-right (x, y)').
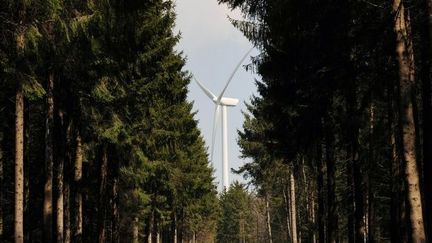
top-left (316, 139), bottom-right (325, 243)
top-left (178, 213), bottom-right (183, 243)
top-left (112, 155), bottom-right (119, 243)
top-left (302, 159), bottom-right (315, 242)
top-left (98, 145), bottom-right (108, 243)
top-left (301, 161), bottom-right (309, 216)
top-left (14, 85), bottom-right (24, 243)
top-left (147, 212), bottom-right (153, 243)
top-left (311, 189), bottom-right (316, 243)
top-left (367, 103), bottom-right (376, 243)
top-left (55, 162), bottom-right (64, 243)
top-left (133, 217), bottom-right (139, 243)
top-left (344, 78), bottom-right (364, 243)
top-left (151, 209), bottom-right (158, 243)
top-left (43, 72), bottom-right (54, 243)
top-left (391, 129), bottom-right (407, 243)
top-left (282, 183), bottom-right (291, 242)
top-left (173, 213), bottom-right (178, 243)
top-left (346, 91), bottom-right (356, 243)
top-left (393, 0), bottom-right (426, 241)
top-left (64, 123), bottom-right (73, 243)
top-left (324, 117), bottom-right (338, 243)
top-left (346, 156), bottom-right (355, 243)
top-left (55, 112), bottom-right (65, 243)
top-left (290, 169), bottom-right (298, 243)
top-left (73, 132), bottom-right (83, 242)
top-left (389, 68), bottom-right (408, 243)
top-left (354, 146), bottom-right (364, 243)
top-left (265, 193), bottom-right (273, 243)
top-left (64, 180), bottom-right (70, 243)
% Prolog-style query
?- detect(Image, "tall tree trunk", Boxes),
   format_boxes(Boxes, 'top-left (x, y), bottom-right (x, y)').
top-left (173, 213), bottom-right (178, 243)
top-left (301, 158), bottom-right (313, 241)
top-left (133, 217), bottom-right (139, 243)
top-left (368, 102), bottom-right (376, 243)
top-left (55, 110), bottom-right (65, 243)
top-left (344, 121), bottom-right (355, 243)
top-left (302, 158), bottom-right (316, 242)
top-left (111, 155), bottom-right (119, 243)
top-left (391, 128), bottom-right (410, 243)
top-left (23, 97), bottom-right (31, 241)
top-left (147, 211), bottom-right (153, 243)
top-left (265, 192), bottom-right (273, 243)
top-left (73, 132), bottom-right (83, 242)
top-left (14, 85), bottom-right (24, 243)
top-left (324, 117), bottom-right (337, 243)
top-left (346, 155), bottom-right (355, 243)
top-left (389, 66), bottom-right (408, 243)
top-left (345, 78), bottom-right (364, 243)
top-left (282, 183), bottom-right (291, 242)
top-left (316, 139), bottom-right (325, 243)
top-left (311, 188), bottom-right (316, 243)
top-left (393, 0), bottom-right (426, 241)
top-left (391, 128), bottom-right (402, 243)
top-left (151, 209), bottom-right (158, 243)
top-left (44, 73), bottom-right (54, 243)
top-left (64, 122), bottom-right (73, 243)
top-left (98, 144), bottom-right (108, 243)
top-left (55, 164), bottom-right (64, 242)
top-left (64, 179), bottom-right (70, 243)
top-left (290, 169), bottom-right (298, 243)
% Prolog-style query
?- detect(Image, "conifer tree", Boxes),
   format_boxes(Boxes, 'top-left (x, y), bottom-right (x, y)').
top-left (1, 0), bottom-right (219, 242)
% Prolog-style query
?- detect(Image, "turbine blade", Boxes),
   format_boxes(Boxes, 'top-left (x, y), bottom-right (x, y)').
top-left (194, 77), bottom-right (216, 100)
top-left (217, 47), bottom-right (254, 102)
top-left (210, 105), bottom-right (221, 163)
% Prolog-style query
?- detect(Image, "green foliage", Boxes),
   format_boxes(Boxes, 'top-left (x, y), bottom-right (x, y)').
top-left (0, 0), bottom-right (219, 242)
top-left (221, 0), bottom-right (420, 241)
top-left (22, 26), bottom-right (43, 54)
top-left (22, 77), bottom-right (45, 100)
top-left (217, 182), bottom-right (256, 243)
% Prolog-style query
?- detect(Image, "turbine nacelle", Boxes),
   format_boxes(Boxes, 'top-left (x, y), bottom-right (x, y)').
top-left (213, 97), bottom-right (239, 107)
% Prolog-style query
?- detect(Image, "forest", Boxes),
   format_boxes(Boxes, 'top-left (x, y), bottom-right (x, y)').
top-left (218, 0), bottom-right (432, 242)
top-left (0, 0), bottom-right (431, 242)
top-left (0, 0), bottom-right (218, 242)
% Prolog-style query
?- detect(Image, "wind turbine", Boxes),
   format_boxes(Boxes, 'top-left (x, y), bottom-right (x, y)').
top-left (194, 48), bottom-right (253, 190)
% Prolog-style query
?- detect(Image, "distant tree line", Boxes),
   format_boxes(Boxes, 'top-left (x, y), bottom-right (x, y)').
top-left (0, 0), bottom-right (219, 242)
top-left (218, 0), bottom-right (432, 242)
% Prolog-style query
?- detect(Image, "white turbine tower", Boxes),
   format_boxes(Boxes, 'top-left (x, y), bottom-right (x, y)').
top-left (194, 48), bottom-right (253, 190)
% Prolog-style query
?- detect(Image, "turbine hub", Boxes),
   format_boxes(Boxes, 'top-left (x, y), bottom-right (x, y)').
top-left (213, 97), bottom-right (240, 107)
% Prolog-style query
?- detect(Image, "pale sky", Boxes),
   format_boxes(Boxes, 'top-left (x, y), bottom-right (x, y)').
top-left (174, 0), bottom-right (259, 190)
